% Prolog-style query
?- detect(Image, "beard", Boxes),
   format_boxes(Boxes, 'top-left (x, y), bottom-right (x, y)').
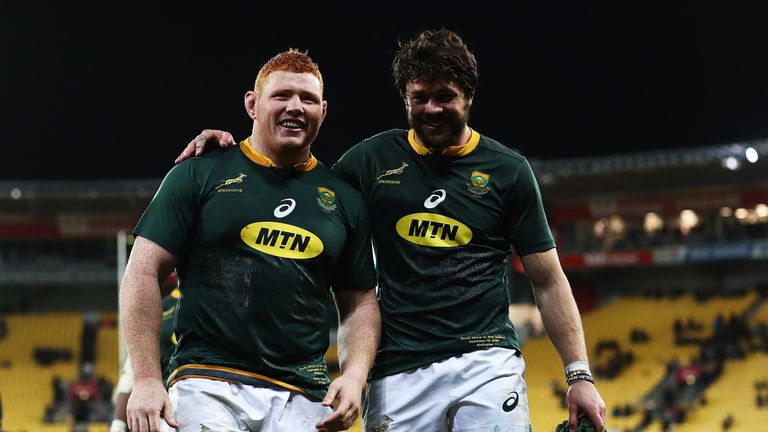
top-left (408, 108), bottom-right (470, 150)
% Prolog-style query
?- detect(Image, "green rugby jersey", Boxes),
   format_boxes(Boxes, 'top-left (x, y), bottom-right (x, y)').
top-left (159, 289), bottom-right (179, 383)
top-left (135, 140), bottom-right (376, 401)
top-left (333, 129), bottom-right (555, 379)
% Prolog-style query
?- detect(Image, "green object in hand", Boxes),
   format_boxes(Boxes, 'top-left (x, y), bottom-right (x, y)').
top-left (555, 415), bottom-right (596, 432)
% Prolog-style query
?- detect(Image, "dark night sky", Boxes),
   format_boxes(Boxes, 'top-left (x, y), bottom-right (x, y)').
top-left (2, 2), bottom-right (768, 180)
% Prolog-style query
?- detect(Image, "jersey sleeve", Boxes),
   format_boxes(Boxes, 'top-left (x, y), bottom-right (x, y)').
top-left (331, 190), bottom-right (377, 292)
top-left (331, 142), bottom-right (367, 193)
top-left (505, 158), bottom-right (556, 256)
top-left (133, 162), bottom-right (200, 257)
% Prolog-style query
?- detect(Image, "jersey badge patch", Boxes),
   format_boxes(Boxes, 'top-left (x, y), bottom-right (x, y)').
top-left (215, 172), bottom-right (247, 192)
top-left (467, 170), bottom-right (490, 197)
top-left (316, 187), bottom-right (337, 211)
top-left (376, 162), bottom-right (409, 184)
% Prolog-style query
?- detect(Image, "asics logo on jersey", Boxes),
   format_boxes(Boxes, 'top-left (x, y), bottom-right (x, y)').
top-left (376, 162), bottom-right (409, 184)
top-left (368, 415), bottom-right (393, 432)
top-left (423, 189), bottom-right (447, 209)
top-left (273, 198), bottom-right (296, 218)
top-left (215, 172), bottom-right (247, 190)
top-left (502, 391), bottom-right (519, 412)
top-left (395, 212), bottom-right (473, 247)
top-left (241, 222), bottom-right (324, 259)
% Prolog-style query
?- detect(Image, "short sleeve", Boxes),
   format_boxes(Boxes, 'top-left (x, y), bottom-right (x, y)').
top-left (331, 190), bottom-right (377, 291)
top-left (133, 162), bottom-right (200, 257)
top-left (506, 158), bottom-right (556, 256)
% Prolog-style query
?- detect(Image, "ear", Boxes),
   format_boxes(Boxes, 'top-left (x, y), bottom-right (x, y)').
top-left (244, 91), bottom-right (258, 119)
top-left (321, 100), bottom-right (328, 122)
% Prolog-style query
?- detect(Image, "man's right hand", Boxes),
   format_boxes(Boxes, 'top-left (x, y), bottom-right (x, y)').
top-left (175, 129), bottom-right (236, 164)
top-left (127, 378), bottom-right (178, 432)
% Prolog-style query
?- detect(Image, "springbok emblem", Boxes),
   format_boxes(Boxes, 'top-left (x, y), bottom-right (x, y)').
top-left (376, 162), bottom-right (409, 181)
top-left (215, 173), bottom-right (247, 189)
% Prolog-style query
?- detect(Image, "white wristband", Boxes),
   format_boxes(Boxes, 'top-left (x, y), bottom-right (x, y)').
top-left (110, 419), bottom-right (128, 432)
top-left (565, 360), bottom-right (591, 375)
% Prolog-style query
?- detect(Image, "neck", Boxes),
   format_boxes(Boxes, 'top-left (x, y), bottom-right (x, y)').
top-left (248, 135), bottom-right (310, 168)
top-left (419, 125), bottom-right (473, 151)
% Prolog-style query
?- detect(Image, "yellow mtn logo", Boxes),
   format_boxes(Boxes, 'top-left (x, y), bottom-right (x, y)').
top-left (241, 222), bottom-right (323, 259)
top-left (395, 213), bottom-right (472, 247)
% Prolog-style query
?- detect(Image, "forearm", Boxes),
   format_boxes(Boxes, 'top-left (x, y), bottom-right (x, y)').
top-left (336, 289), bottom-right (381, 381)
top-left (120, 270), bottom-right (163, 382)
top-left (523, 250), bottom-right (588, 366)
top-left (535, 279), bottom-right (588, 366)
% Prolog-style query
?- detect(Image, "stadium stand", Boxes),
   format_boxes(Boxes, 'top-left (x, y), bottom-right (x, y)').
top-left (0, 141), bottom-right (766, 431)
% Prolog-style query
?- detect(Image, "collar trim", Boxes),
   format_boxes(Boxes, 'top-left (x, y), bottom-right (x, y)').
top-left (407, 128), bottom-right (480, 157)
top-left (240, 139), bottom-right (317, 171)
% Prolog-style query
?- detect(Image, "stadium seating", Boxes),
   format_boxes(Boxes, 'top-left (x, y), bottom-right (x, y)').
top-left (524, 290), bottom-right (759, 431)
top-left (0, 313), bottom-right (81, 431)
top-left (675, 353), bottom-right (768, 432)
top-left (94, 312), bottom-right (120, 386)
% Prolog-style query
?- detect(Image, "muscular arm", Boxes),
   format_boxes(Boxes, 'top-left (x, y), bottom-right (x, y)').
top-left (521, 249), bottom-right (586, 365)
top-left (316, 288), bottom-right (380, 431)
top-left (520, 248), bottom-right (606, 430)
top-left (335, 288), bottom-right (381, 385)
top-left (119, 236), bottom-right (179, 431)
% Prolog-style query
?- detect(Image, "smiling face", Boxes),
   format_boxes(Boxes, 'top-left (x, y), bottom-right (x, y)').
top-left (246, 70), bottom-right (327, 162)
top-left (405, 79), bottom-right (472, 150)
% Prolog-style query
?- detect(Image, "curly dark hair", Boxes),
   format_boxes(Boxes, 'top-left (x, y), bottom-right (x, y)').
top-left (392, 29), bottom-right (479, 99)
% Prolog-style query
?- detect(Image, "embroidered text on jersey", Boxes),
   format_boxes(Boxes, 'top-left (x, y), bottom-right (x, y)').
top-left (316, 187), bottom-right (337, 211)
top-left (395, 213), bottom-right (473, 247)
top-left (376, 162), bottom-right (409, 184)
top-left (467, 170), bottom-right (490, 196)
top-left (273, 199), bottom-right (296, 218)
top-left (216, 172), bottom-right (247, 190)
top-left (241, 222), bottom-right (324, 259)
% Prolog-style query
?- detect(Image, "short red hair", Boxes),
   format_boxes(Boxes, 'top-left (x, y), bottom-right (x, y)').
top-left (254, 49), bottom-right (323, 94)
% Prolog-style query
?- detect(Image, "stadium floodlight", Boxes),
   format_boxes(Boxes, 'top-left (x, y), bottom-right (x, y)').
top-left (722, 156), bottom-right (740, 171)
top-left (745, 147), bottom-right (759, 163)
